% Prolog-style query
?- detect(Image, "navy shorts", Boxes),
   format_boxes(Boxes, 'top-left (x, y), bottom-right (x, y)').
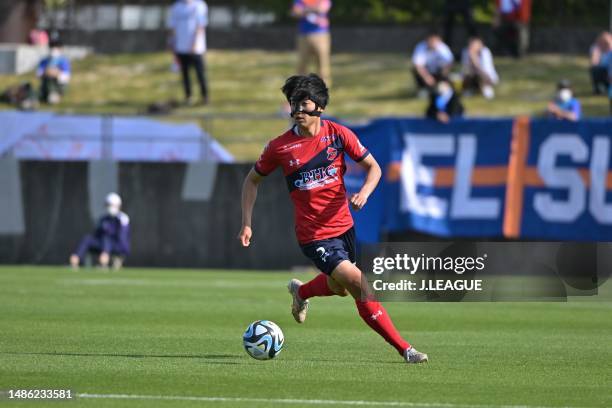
top-left (300, 227), bottom-right (356, 275)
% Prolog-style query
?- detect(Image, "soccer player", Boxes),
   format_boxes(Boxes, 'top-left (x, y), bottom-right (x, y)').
top-left (70, 193), bottom-right (130, 270)
top-left (238, 74), bottom-right (428, 364)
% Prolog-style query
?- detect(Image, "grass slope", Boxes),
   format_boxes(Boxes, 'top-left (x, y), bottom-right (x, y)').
top-left (0, 51), bottom-right (610, 160)
top-left (0, 266), bottom-right (611, 407)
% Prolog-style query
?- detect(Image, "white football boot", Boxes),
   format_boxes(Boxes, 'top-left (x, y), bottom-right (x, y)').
top-left (404, 347), bottom-right (429, 364)
top-left (287, 278), bottom-right (309, 323)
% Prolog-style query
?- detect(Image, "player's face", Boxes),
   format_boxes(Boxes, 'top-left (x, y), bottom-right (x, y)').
top-left (291, 99), bottom-right (320, 126)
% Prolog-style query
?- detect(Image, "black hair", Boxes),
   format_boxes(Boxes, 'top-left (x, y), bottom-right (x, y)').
top-left (426, 29), bottom-right (441, 39)
top-left (50, 39), bottom-right (63, 48)
top-left (557, 79), bottom-right (572, 90)
top-left (281, 74), bottom-right (329, 109)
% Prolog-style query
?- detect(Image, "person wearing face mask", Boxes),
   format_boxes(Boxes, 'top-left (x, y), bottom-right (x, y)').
top-left (69, 193), bottom-right (131, 270)
top-left (36, 39), bottom-right (71, 105)
top-left (426, 78), bottom-right (464, 123)
top-left (547, 80), bottom-right (582, 122)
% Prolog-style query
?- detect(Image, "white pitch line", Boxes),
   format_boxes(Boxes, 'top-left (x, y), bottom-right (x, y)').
top-left (76, 393), bottom-right (582, 408)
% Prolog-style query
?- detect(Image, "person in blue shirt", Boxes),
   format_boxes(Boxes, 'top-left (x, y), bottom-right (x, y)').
top-left (547, 80), bottom-right (581, 122)
top-left (602, 50), bottom-right (612, 113)
top-left (291, 0), bottom-right (332, 86)
top-left (589, 31), bottom-right (611, 95)
top-left (426, 78), bottom-right (464, 123)
top-left (37, 39), bottom-right (71, 104)
top-left (70, 193), bottom-right (130, 270)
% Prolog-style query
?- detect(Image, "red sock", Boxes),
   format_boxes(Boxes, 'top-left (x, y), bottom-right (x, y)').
top-left (298, 273), bottom-right (334, 300)
top-left (355, 300), bottom-right (410, 356)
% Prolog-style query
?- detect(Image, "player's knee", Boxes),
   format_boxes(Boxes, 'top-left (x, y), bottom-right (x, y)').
top-left (334, 286), bottom-right (349, 297)
top-left (331, 261), bottom-right (364, 297)
top-left (326, 275), bottom-right (348, 296)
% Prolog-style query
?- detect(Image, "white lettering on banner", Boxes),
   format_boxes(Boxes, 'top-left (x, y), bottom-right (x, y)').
top-left (534, 134), bottom-right (588, 222)
top-left (400, 133), bottom-right (502, 220)
top-left (589, 136), bottom-right (612, 223)
top-left (400, 134), bottom-right (453, 218)
top-left (400, 131), bottom-right (612, 225)
top-left (451, 135), bottom-right (501, 219)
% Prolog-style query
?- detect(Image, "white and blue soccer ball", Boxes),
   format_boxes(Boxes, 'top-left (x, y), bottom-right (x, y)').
top-left (242, 320), bottom-right (284, 360)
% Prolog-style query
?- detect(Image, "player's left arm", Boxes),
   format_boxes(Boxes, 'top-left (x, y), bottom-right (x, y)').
top-left (350, 154), bottom-right (381, 211)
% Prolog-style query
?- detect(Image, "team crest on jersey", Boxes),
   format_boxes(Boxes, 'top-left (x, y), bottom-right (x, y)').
top-left (326, 147), bottom-right (338, 161)
top-left (294, 165), bottom-right (339, 190)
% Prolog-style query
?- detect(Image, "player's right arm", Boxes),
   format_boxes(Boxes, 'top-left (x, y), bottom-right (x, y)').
top-left (238, 169), bottom-right (264, 247)
top-left (238, 141), bottom-right (278, 247)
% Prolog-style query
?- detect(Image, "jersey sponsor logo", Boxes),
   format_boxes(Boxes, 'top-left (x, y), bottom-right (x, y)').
top-left (326, 147), bottom-right (338, 161)
top-left (294, 164), bottom-right (339, 190)
top-left (281, 143), bottom-right (302, 151)
top-left (289, 159), bottom-right (301, 167)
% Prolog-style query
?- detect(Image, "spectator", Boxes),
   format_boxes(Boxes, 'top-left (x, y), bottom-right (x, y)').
top-left (547, 80), bottom-right (581, 122)
top-left (442, 0), bottom-right (477, 53)
top-left (602, 49), bottom-right (612, 114)
top-left (462, 36), bottom-right (499, 99)
top-left (426, 78), bottom-right (464, 123)
top-left (29, 28), bottom-right (48, 47)
top-left (36, 39), bottom-right (71, 105)
top-left (412, 33), bottom-right (454, 98)
top-left (70, 193), bottom-right (131, 270)
top-left (494, 0), bottom-right (532, 58)
top-left (292, 0), bottom-right (332, 86)
top-left (589, 31), bottom-right (612, 95)
top-left (168, 0), bottom-right (209, 105)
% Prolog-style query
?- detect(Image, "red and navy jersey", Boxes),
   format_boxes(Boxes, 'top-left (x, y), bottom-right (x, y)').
top-left (254, 120), bottom-right (370, 244)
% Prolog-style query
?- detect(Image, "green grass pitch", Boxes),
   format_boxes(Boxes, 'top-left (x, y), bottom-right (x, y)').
top-left (0, 266), bottom-right (611, 407)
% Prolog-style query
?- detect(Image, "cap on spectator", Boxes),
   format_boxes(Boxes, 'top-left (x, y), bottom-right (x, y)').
top-left (105, 193), bottom-right (122, 207)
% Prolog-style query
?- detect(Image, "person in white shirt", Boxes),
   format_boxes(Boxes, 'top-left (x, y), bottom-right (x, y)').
top-left (461, 37), bottom-right (499, 99)
top-left (411, 33), bottom-right (454, 97)
top-left (168, 0), bottom-right (209, 105)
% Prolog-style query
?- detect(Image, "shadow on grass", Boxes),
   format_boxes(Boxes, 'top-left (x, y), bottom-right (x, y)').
top-left (1, 351), bottom-right (242, 363)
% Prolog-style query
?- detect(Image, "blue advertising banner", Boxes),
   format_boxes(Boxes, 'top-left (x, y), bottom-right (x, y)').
top-left (519, 119), bottom-right (612, 240)
top-left (345, 117), bottom-right (612, 243)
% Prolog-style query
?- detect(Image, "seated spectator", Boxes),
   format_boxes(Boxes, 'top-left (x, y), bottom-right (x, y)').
top-left (589, 31), bottom-right (612, 95)
top-left (37, 39), bottom-right (71, 105)
top-left (412, 33), bottom-right (454, 97)
top-left (547, 80), bottom-right (581, 122)
top-left (426, 78), bottom-right (464, 123)
top-left (70, 193), bottom-right (130, 270)
top-left (462, 37), bottom-right (499, 99)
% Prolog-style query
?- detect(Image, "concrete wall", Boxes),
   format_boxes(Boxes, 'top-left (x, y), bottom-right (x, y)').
top-left (55, 25), bottom-right (604, 54)
top-left (0, 161), bottom-right (305, 269)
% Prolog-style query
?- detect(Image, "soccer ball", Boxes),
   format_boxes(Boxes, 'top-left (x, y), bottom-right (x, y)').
top-left (242, 320), bottom-right (284, 360)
